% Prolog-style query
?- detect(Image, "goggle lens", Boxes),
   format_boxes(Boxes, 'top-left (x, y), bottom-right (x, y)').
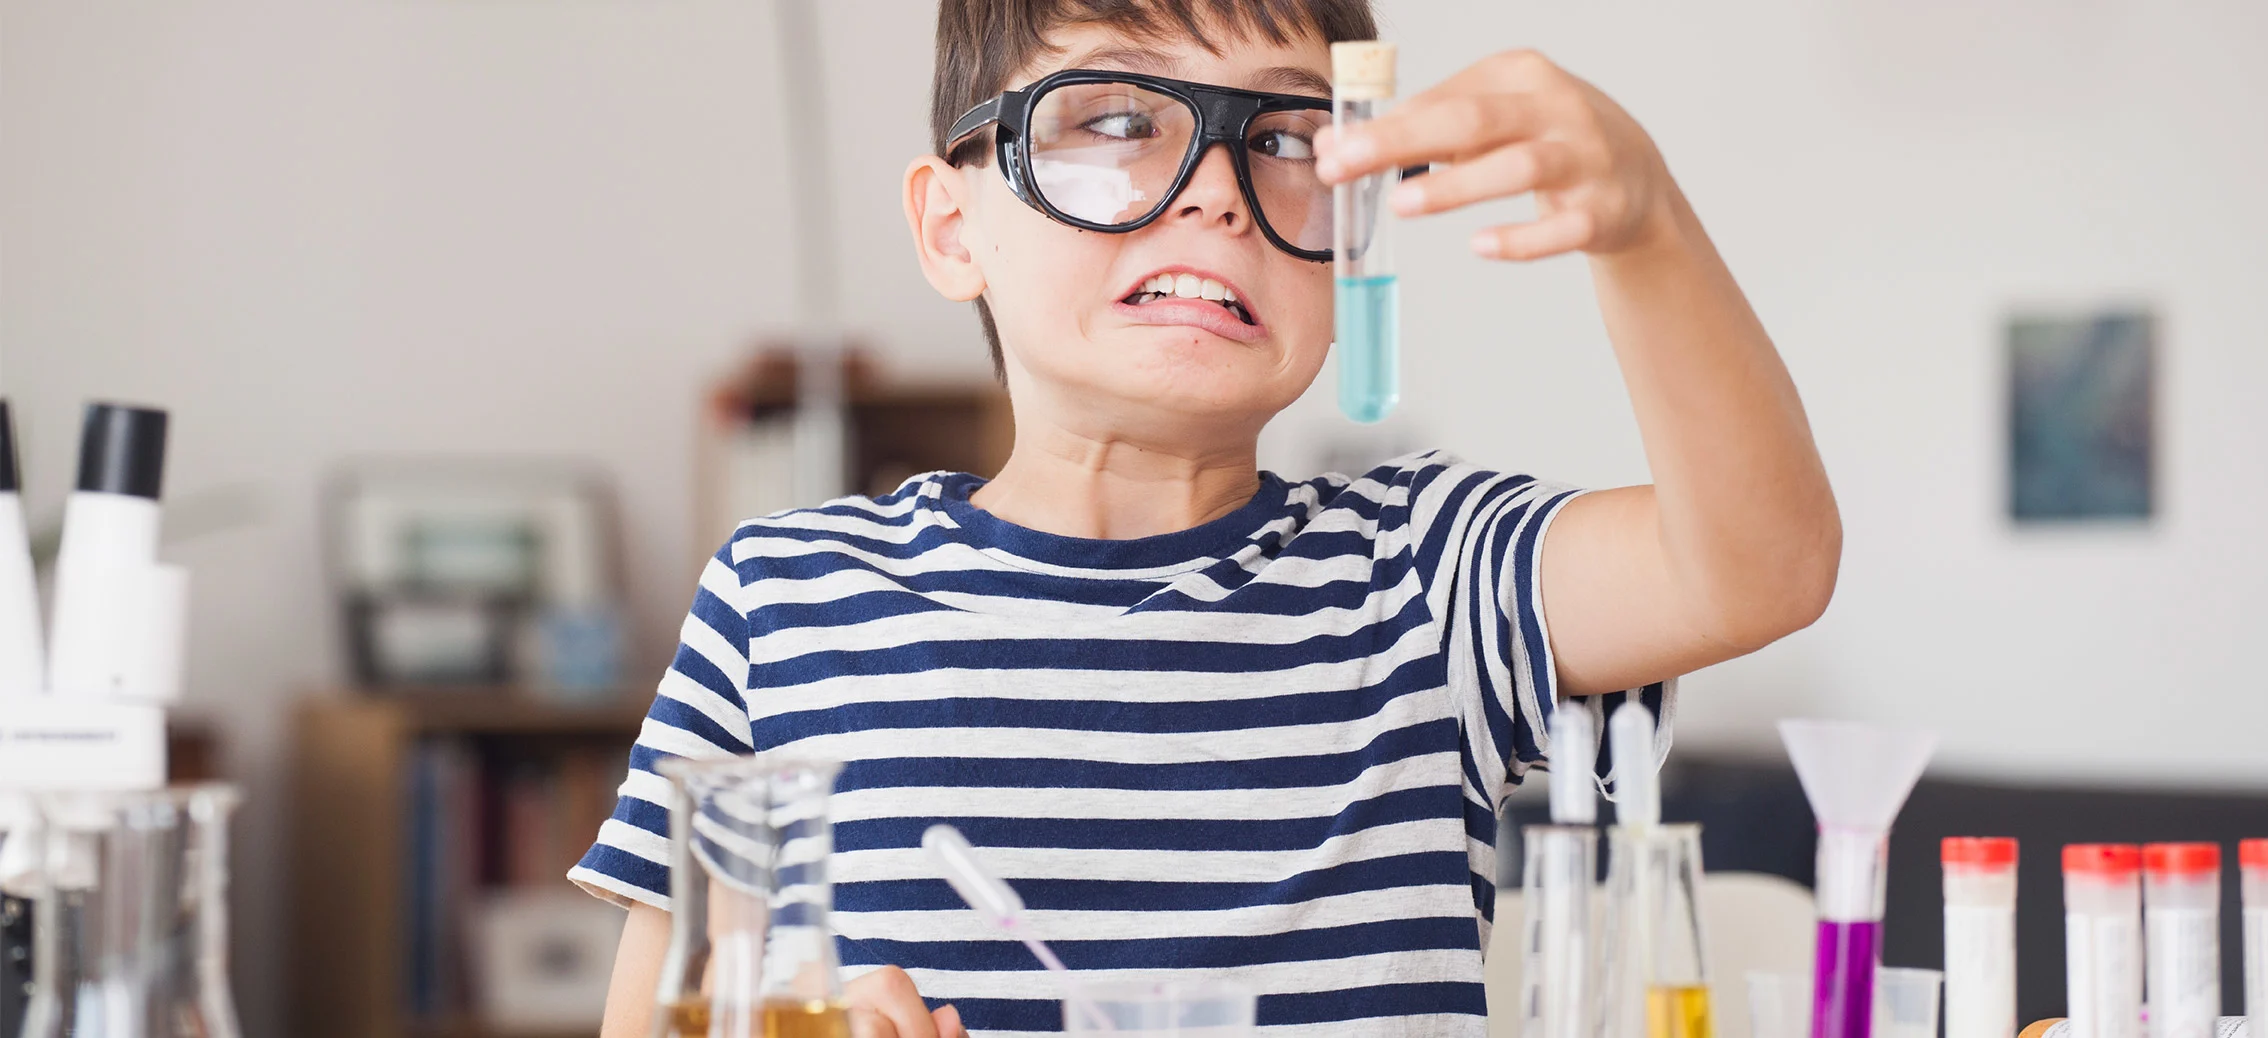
top-left (1025, 79), bottom-right (1331, 256)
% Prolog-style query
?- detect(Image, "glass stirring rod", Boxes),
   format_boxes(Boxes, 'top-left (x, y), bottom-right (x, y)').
top-left (1331, 40), bottom-right (1400, 424)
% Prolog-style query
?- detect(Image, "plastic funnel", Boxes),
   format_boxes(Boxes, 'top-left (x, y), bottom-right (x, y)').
top-left (1777, 720), bottom-right (1935, 832)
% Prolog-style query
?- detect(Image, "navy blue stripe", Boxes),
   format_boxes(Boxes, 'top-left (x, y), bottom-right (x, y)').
top-left (929, 982), bottom-right (1487, 1033)
top-left (841, 915), bottom-right (1481, 971)
top-left (835, 783), bottom-right (1462, 853)
top-left (643, 690), bottom-right (752, 755)
top-left (745, 551), bottom-right (1173, 609)
top-left (838, 849), bottom-right (1470, 913)
top-left (573, 843), bottom-right (664, 901)
top-left (831, 718), bottom-right (1457, 793)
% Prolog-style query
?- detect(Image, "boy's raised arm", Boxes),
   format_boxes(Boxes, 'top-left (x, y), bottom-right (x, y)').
top-left (1316, 49), bottom-right (1840, 694)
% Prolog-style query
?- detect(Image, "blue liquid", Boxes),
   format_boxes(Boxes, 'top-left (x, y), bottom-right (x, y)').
top-left (1335, 274), bottom-right (1399, 423)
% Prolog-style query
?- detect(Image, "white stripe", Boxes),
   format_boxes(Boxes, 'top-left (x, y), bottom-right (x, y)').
top-left (826, 753), bottom-right (1455, 823)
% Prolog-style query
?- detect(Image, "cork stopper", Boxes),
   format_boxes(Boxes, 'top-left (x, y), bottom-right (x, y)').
top-left (1330, 41), bottom-right (1397, 101)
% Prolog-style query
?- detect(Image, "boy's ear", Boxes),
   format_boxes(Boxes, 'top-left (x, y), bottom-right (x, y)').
top-left (903, 156), bottom-right (986, 303)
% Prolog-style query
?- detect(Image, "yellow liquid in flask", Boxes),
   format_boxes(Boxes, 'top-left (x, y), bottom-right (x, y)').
top-left (1647, 985), bottom-right (1713, 1038)
top-left (662, 997), bottom-right (849, 1038)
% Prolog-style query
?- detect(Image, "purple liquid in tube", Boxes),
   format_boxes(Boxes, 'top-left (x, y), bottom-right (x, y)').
top-left (1811, 919), bottom-right (1881, 1038)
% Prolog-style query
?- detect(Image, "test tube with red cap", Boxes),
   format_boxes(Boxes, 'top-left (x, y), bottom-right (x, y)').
top-left (2143, 843), bottom-right (2222, 1038)
top-left (2064, 844), bottom-right (2142, 1038)
top-left (2242, 840), bottom-right (2268, 1038)
top-left (1944, 838), bottom-right (2017, 1038)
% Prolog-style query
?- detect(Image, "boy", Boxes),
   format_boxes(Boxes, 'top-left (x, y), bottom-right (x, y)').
top-left (575, 1), bottom-right (1838, 1036)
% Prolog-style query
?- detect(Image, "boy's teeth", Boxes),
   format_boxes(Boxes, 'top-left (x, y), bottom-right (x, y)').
top-left (1130, 273), bottom-right (1243, 315)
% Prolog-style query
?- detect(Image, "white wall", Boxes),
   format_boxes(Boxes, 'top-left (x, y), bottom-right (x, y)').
top-left (1356, 0), bottom-right (2268, 787)
top-left (0, 3), bottom-right (979, 1034)
top-left (4, 1), bottom-right (2265, 1034)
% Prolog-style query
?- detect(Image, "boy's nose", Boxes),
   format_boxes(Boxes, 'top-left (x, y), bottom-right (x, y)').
top-left (1165, 144), bottom-right (1253, 238)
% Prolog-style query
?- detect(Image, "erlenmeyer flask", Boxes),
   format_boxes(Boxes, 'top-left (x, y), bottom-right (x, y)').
top-left (652, 757), bottom-right (847, 1038)
top-left (1603, 823), bottom-right (1712, 1038)
top-left (17, 784), bottom-right (242, 1038)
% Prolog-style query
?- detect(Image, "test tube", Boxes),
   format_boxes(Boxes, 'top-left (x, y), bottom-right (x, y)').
top-left (2242, 840), bottom-right (2268, 1038)
top-left (2063, 844), bottom-right (2142, 1038)
top-left (1942, 838), bottom-right (2017, 1038)
top-left (2142, 843), bottom-right (2222, 1038)
top-left (1329, 40), bottom-right (1400, 424)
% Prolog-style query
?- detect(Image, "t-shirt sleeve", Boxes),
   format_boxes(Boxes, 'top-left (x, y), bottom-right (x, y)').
top-left (1404, 453), bottom-right (1675, 813)
top-left (568, 539), bottom-right (758, 911)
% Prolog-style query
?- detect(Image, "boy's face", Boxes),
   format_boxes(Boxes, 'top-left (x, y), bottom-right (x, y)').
top-left (911, 25), bottom-right (1336, 442)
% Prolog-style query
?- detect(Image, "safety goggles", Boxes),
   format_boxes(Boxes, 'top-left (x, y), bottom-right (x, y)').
top-left (946, 69), bottom-right (1336, 262)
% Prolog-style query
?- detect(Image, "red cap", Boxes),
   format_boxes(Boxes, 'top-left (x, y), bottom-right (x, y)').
top-left (2064, 843), bottom-right (2141, 875)
top-left (2144, 843), bottom-right (2222, 876)
top-left (2242, 840), bottom-right (2268, 870)
top-left (1944, 837), bottom-right (2019, 868)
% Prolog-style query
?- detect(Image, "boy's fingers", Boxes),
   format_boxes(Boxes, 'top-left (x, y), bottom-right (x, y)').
top-left (1471, 209), bottom-right (1595, 262)
top-left (850, 1006), bottom-right (901, 1038)
top-left (845, 966), bottom-right (941, 1038)
top-left (1317, 92), bottom-right (1546, 183)
top-left (932, 1003), bottom-right (967, 1038)
top-left (1392, 140), bottom-right (1580, 216)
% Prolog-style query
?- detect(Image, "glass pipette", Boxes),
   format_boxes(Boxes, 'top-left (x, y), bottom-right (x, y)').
top-left (923, 825), bottom-right (1112, 1031)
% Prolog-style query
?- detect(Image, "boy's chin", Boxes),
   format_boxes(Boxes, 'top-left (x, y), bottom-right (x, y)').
top-left (1078, 356), bottom-right (1313, 426)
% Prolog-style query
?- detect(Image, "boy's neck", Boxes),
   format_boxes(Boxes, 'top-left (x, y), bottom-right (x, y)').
top-left (970, 425), bottom-right (1264, 541)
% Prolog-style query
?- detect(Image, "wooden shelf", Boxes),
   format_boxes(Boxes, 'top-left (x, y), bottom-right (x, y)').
top-left (287, 692), bottom-right (641, 1038)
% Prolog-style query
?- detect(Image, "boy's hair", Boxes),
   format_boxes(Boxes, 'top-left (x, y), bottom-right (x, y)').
top-left (929, 0), bottom-right (1378, 381)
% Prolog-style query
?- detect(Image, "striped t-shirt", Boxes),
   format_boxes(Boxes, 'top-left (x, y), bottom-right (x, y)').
top-left (570, 451), bottom-right (1671, 1037)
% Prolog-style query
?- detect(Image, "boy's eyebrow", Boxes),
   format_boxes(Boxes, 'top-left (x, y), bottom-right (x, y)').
top-left (1060, 46), bottom-right (1332, 99)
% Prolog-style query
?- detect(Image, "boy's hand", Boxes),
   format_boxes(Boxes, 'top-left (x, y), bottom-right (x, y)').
top-left (845, 965), bottom-right (967, 1038)
top-left (1314, 50), bottom-right (1677, 262)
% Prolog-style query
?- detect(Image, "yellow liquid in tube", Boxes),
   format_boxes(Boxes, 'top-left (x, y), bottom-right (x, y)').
top-left (1646, 985), bottom-right (1713, 1038)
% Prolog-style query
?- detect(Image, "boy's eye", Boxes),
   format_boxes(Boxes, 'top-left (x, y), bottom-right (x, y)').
top-left (1249, 129), bottom-right (1314, 161)
top-left (1082, 110), bottom-right (1159, 140)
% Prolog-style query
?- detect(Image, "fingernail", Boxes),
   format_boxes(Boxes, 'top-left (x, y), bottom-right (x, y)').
top-left (1392, 182), bottom-right (1425, 215)
top-left (1470, 231), bottom-right (1502, 257)
top-left (1316, 157), bottom-right (1343, 182)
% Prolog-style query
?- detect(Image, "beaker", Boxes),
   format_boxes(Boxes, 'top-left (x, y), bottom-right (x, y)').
top-left (1604, 823), bottom-right (1712, 1038)
top-left (16, 784), bottom-right (242, 1038)
top-left (651, 756), bottom-right (847, 1038)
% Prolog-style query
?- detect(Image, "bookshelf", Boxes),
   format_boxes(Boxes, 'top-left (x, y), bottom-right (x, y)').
top-left (287, 692), bottom-right (646, 1038)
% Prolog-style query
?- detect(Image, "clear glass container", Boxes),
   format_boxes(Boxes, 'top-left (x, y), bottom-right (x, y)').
top-left (15, 784), bottom-right (242, 1038)
top-left (1604, 823), bottom-right (1712, 1038)
top-left (1522, 824), bottom-right (1600, 1038)
top-left (652, 756), bottom-right (847, 1038)
top-left (1329, 40), bottom-right (1400, 425)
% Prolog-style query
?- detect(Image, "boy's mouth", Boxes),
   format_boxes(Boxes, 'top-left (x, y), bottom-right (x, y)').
top-left (1120, 271), bottom-right (1257, 326)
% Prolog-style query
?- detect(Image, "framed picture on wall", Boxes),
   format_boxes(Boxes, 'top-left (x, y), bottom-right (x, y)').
top-left (2006, 308), bottom-right (2155, 523)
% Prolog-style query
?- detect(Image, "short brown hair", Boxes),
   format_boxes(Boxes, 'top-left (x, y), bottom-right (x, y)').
top-left (929, 0), bottom-right (1377, 381)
